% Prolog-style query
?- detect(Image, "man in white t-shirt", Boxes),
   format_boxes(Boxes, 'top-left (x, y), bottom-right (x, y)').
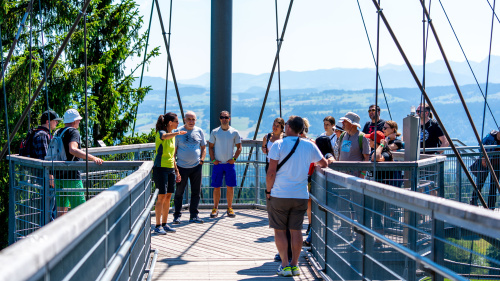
top-left (266, 116), bottom-right (327, 277)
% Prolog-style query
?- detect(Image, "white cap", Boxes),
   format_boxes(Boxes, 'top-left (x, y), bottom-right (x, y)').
top-left (63, 109), bottom-right (83, 123)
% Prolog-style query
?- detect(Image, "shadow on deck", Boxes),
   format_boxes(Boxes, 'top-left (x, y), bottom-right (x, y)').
top-left (150, 208), bottom-right (321, 281)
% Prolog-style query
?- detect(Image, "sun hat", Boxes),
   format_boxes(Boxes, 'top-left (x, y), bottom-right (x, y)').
top-left (335, 121), bottom-right (344, 132)
top-left (339, 112), bottom-right (361, 128)
top-left (63, 109), bottom-right (83, 123)
top-left (365, 131), bottom-right (386, 143)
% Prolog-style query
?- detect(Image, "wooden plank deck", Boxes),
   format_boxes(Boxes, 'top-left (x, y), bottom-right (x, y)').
top-left (150, 208), bottom-right (322, 281)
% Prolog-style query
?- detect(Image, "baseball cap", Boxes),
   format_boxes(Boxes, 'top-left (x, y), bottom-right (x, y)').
top-left (365, 131), bottom-right (386, 143)
top-left (63, 109), bottom-right (83, 123)
top-left (40, 110), bottom-right (62, 124)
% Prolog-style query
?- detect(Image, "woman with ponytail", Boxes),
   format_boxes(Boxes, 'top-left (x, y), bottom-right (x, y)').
top-left (153, 112), bottom-right (187, 235)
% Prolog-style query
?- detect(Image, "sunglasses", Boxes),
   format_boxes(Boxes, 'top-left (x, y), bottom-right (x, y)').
top-left (382, 127), bottom-right (390, 130)
top-left (368, 109), bottom-right (377, 113)
top-left (220, 116), bottom-right (230, 120)
top-left (416, 110), bottom-right (428, 114)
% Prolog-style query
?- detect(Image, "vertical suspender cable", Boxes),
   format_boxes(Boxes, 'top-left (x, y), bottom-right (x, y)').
top-left (0, 0), bottom-right (34, 82)
top-left (373, 0), bottom-right (382, 181)
top-left (38, 0), bottom-right (50, 121)
top-left (355, 0), bottom-right (392, 120)
top-left (84, 11), bottom-right (89, 200)
top-left (132, 0), bottom-right (155, 138)
top-left (438, 0), bottom-right (498, 128)
top-left (1, 27), bottom-right (11, 158)
top-left (369, 0), bottom-right (489, 208)
top-left (0, 0), bottom-right (93, 161)
top-left (417, 0), bottom-right (500, 204)
top-left (163, 0), bottom-right (173, 115)
top-left (28, 8), bottom-right (33, 129)
top-left (239, 0), bottom-right (294, 196)
top-left (420, 1), bottom-right (432, 154)
top-left (481, 0), bottom-right (495, 140)
top-left (486, 0), bottom-right (500, 23)
top-left (275, 0), bottom-right (282, 118)
top-left (155, 0), bottom-right (184, 120)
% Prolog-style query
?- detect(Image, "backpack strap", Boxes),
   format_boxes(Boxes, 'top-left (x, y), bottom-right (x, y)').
top-left (358, 132), bottom-right (365, 154)
top-left (276, 137), bottom-right (300, 172)
top-left (265, 133), bottom-right (272, 164)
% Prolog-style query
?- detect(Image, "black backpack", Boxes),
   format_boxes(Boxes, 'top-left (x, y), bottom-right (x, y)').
top-left (19, 128), bottom-right (43, 157)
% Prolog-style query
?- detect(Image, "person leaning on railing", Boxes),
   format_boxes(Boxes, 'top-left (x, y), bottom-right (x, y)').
top-left (470, 127), bottom-right (500, 210)
top-left (262, 117), bottom-right (285, 173)
top-left (55, 109), bottom-right (103, 217)
top-left (417, 103), bottom-right (449, 154)
top-left (382, 120), bottom-right (403, 151)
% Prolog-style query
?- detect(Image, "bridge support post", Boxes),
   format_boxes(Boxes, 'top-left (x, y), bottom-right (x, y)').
top-left (8, 163), bottom-right (14, 245)
top-left (43, 166), bottom-right (50, 225)
top-left (210, 0), bottom-right (232, 132)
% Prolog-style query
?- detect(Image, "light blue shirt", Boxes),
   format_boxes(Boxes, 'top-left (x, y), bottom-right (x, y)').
top-left (175, 126), bottom-right (206, 168)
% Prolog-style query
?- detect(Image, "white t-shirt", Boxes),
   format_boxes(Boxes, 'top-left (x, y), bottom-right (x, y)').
top-left (319, 132), bottom-right (337, 149)
top-left (268, 137), bottom-right (323, 199)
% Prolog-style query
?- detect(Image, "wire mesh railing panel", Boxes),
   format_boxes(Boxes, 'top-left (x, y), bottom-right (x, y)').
top-left (309, 168), bottom-right (484, 281)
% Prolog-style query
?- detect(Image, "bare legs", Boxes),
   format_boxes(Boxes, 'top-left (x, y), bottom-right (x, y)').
top-left (155, 193), bottom-right (173, 225)
top-left (212, 186), bottom-right (234, 209)
top-left (274, 229), bottom-right (302, 267)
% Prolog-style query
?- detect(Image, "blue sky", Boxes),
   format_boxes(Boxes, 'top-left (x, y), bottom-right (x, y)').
top-left (129, 0), bottom-right (500, 80)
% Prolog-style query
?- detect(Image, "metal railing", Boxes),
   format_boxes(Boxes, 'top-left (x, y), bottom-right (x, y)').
top-left (308, 166), bottom-right (500, 281)
top-left (0, 161), bottom-right (155, 281)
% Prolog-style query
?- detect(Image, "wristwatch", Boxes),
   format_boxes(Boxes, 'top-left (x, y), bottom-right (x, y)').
top-left (265, 190), bottom-right (271, 194)
top-left (200, 160), bottom-right (204, 164)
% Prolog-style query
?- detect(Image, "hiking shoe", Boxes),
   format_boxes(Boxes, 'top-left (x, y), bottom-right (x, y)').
top-left (274, 253), bottom-right (282, 262)
top-left (227, 208), bottom-right (236, 218)
top-left (291, 266), bottom-right (300, 276)
top-left (154, 226), bottom-right (166, 235)
top-left (189, 216), bottom-right (204, 224)
top-left (277, 265), bottom-right (292, 277)
top-left (163, 224), bottom-right (176, 233)
top-left (303, 239), bottom-right (311, 247)
top-left (210, 208), bottom-right (219, 218)
top-left (172, 216), bottom-right (181, 224)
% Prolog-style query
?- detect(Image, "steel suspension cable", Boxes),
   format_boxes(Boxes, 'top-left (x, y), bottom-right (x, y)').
top-left (0, 0), bottom-right (93, 161)
top-left (370, 0), bottom-right (489, 208)
top-left (84, 11), bottom-right (89, 200)
top-left (355, 0), bottom-right (392, 120)
top-left (0, 0), bottom-right (34, 82)
top-left (28, 8), bottom-right (33, 129)
top-left (417, 0), bottom-right (500, 204)
top-left (437, 0), bottom-right (498, 129)
top-left (275, 0), bottom-right (282, 118)
top-left (1, 26), bottom-right (11, 157)
top-left (481, 0), bottom-right (496, 140)
top-left (486, 0), bottom-right (500, 24)
top-left (154, 0), bottom-right (184, 120)
top-left (163, 0), bottom-right (173, 115)
top-left (238, 0), bottom-right (294, 197)
top-left (420, 0), bottom-right (432, 154)
top-left (131, 0), bottom-right (155, 138)
top-left (373, 0), bottom-right (382, 181)
top-left (38, 0), bottom-right (51, 127)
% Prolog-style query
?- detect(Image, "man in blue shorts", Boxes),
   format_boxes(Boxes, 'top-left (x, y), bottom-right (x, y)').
top-left (208, 111), bottom-right (242, 218)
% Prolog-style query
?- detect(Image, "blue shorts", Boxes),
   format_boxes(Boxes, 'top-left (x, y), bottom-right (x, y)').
top-left (211, 163), bottom-right (237, 187)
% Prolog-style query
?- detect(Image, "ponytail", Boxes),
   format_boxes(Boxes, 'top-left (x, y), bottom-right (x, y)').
top-left (155, 115), bottom-right (165, 132)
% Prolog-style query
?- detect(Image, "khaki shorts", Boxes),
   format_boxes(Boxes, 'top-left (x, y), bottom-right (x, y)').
top-left (267, 197), bottom-right (308, 230)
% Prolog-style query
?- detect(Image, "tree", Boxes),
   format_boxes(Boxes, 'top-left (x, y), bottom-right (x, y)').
top-left (0, 0), bottom-right (159, 248)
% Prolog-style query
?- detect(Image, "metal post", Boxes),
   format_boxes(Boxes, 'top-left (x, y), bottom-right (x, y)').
top-left (439, 160), bottom-right (445, 198)
top-left (210, 0), bottom-right (232, 132)
top-left (431, 215), bottom-right (445, 281)
top-left (43, 166), bottom-right (50, 225)
top-left (255, 144), bottom-right (260, 205)
top-left (456, 156), bottom-right (462, 202)
top-left (8, 162), bottom-right (15, 245)
top-left (363, 194), bottom-right (374, 279)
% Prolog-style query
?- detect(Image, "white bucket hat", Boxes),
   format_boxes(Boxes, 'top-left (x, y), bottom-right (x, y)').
top-left (339, 112), bottom-right (361, 128)
top-left (63, 109), bottom-right (83, 123)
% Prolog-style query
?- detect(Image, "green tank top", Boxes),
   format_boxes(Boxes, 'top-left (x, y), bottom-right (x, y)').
top-left (154, 131), bottom-right (175, 168)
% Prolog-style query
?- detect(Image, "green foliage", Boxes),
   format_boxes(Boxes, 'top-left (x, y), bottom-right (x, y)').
top-left (120, 128), bottom-right (156, 145)
top-left (0, 0), bottom-right (158, 249)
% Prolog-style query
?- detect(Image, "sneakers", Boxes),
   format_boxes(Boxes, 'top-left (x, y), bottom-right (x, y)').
top-left (291, 266), bottom-right (300, 276)
top-left (210, 208), bottom-right (219, 218)
top-left (276, 265), bottom-right (292, 277)
top-left (227, 208), bottom-right (236, 218)
top-left (274, 253), bottom-right (282, 262)
top-left (172, 216), bottom-right (181, 224)
top-left (163, 224), bottom-right (176, 233)
top-left (154, 226), bottom-right (166, 235)
top-left (189, 216), bottom-right (204, 223)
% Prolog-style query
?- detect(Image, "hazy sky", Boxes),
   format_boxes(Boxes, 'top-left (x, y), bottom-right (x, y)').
top-left (129, 0), bottom-right (500, 80)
